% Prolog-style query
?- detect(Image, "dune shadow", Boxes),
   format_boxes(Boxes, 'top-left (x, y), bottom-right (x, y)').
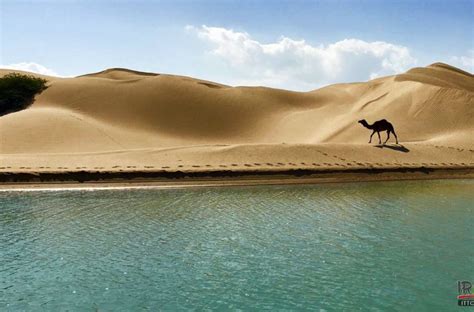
top-left (374, 144), bottom-right (410, 153)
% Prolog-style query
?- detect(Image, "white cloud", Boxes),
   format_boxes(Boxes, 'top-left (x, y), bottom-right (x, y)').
top-left (450, 50), bottom-right (474, 73)
top-left (188, 25), bottom-right (417, 90)
top-left (0, 62), bottom-right (61, 76)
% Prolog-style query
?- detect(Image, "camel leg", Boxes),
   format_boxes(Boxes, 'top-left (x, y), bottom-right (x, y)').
top-left (384, 130), bottom-right (390, 144)
top-left (377, 132), bottom-right (381, 144)
top-left (392, 131), bottom-right (399, 144)
top-left (369, 131), bottom-right (375, 143)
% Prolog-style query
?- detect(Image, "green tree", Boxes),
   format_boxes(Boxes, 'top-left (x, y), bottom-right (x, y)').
top-left (0, 73), bottom-right (48, 116)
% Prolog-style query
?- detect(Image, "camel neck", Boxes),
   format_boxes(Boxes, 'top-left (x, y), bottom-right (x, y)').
top-left (362, 121), bottom-right (373, 129)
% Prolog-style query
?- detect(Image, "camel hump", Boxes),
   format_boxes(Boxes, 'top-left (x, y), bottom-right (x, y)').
top-left (380, 119), bottom-right (393, 126)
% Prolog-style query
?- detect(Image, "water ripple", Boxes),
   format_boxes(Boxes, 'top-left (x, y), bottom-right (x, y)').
top-left (1, 180), bottom-right (473, 310)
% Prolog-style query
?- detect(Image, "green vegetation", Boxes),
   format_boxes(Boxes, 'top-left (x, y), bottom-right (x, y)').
top-left (0, 73), bottom-right (48, 116)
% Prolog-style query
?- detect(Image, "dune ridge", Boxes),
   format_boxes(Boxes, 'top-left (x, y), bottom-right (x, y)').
top-left (78, 67), bottom-right (160, 79)
top-left (0, 63), bottom-right (472, 183)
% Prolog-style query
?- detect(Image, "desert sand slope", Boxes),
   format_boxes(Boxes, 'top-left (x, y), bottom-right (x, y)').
top-left (0, 63), bottom-right (472, 176)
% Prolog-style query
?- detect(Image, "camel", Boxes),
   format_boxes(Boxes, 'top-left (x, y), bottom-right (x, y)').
top-left (358, 119), bottom-right (398, 144)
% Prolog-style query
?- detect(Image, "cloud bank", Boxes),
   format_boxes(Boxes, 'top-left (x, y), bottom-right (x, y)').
top-left (188, 25), bottom-right (418, 90)
top-left (450, 50), bottom-right (474, 73)
top-left (0, 62), bottom-right (60, 76)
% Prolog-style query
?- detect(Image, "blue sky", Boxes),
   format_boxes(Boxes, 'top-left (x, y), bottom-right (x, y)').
top-left (1, 0), bottom-right (472, 90)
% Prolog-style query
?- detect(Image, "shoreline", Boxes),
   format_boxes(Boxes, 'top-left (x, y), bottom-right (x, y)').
top-left (1, 167), bottom-right (473, 190)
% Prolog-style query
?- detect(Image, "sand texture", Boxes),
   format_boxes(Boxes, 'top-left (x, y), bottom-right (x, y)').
top-left (0, 63), bottom-right (472, 183)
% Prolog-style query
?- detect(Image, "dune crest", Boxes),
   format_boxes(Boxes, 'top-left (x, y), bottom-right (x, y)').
top-left (78, 68), bottom-right (160, 80)
top-left (395, 62), bottom-right (473, 91)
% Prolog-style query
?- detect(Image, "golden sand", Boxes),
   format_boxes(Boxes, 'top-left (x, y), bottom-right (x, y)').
top-left (0, 63), bottom-right (472, 185)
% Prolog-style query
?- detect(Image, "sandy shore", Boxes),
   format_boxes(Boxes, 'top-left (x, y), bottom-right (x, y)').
top-left (1, 167), bottom-right (473, 191)
top-left (1, 142), bottom-right (472, 189)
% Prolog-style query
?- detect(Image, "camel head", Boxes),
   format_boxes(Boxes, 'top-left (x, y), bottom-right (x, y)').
top-left (358, 119), bottom-right (370, 128)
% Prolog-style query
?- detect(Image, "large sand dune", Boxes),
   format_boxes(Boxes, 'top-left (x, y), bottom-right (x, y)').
top-left (0, 63), bottom-right (472, 181)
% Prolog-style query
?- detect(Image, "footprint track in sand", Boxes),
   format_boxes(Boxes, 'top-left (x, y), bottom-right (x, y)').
top-left (316, 149), bottom-right (347, 162)
top-left (332, 156), bottom-right (346, 161)
top-left (432, 144), bottom-right (471, 152)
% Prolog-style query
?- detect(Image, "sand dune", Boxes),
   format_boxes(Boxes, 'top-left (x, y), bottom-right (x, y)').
top-left (0, 63), bottom-right (472, 180)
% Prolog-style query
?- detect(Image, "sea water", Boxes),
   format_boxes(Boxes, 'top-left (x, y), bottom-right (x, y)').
top-left (1, 180), bottom-right (473, 311)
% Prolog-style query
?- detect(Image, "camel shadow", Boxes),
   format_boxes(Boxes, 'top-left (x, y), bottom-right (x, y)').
top-left (374, 144), bottom-right (410, 153)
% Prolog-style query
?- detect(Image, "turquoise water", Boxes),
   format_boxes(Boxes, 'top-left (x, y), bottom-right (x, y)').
top-left (1, 180), bottom-right (473, 311)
